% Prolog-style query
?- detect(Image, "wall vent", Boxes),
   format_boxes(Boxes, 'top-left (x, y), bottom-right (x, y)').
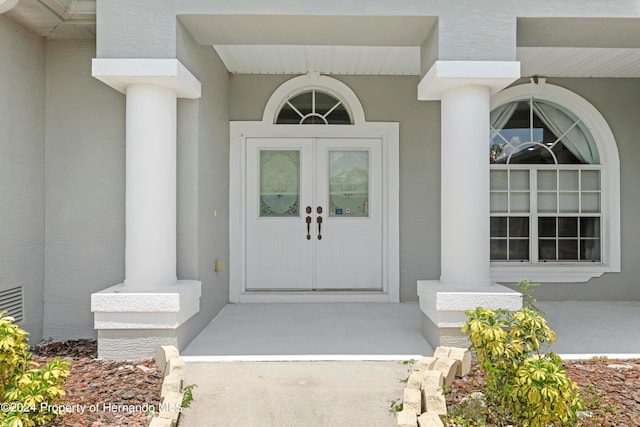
top-left (0, 284), bottom-right (24, 323)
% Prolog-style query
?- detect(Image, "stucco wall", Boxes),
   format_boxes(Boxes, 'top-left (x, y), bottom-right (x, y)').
top-left (0, 16), bottom-right (45, 341)
top-left (229, 74), bottom-right (441, 302)
top-left (176, 22), bottom-right (230, 346)
top-left (44, 40), bottom-right (125, 339)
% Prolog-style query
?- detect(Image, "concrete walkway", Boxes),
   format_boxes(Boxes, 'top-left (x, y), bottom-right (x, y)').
top-left (178, 301), bottom-right (640, 426)
top-left (179, 361), bottom-right (407, 427)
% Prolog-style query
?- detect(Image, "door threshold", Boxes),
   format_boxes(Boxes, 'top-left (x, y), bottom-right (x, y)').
top-left (235, 291), bottom-right (392, 303)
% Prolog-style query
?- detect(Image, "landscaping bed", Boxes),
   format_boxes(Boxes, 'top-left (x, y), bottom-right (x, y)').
top-left (446, 358), bottom-right (640, 426)
top-left (29, 340), bottom-right (640, 426)
top-left (32, 340), bottom-right (163, 427)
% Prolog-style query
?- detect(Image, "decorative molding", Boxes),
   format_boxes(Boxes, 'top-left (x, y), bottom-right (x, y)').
top-left (418, 60), bottom-right (521, 100)
top-left (91, 58), bottom-right (201, 99)
top-left (491, 265), bottom-right (610, 284)
top-left (262, 72), bottom-right (366, 124)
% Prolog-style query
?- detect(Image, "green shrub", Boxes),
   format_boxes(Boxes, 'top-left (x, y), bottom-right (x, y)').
top-left (461, 280), bottom-right (583, 427)
top-left (0, 311), bottom-right (70, 427)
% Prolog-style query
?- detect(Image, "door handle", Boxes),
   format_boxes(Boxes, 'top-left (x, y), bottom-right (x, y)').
top-left (305, 206), bottom-right (312, 240)
top-left (317, 215), bottom-right (323, 240)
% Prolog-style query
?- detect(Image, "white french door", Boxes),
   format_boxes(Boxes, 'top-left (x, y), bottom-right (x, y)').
top-left (246, 137), bottom-right (382, 291)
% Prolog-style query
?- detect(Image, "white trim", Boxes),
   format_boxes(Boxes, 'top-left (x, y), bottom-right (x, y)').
top-left (490, 82), bottom-right (621, 283)
top-left (91, 58), bottom-right (201, 99)
top-left (418, 60), bottom-right (521, 101)
top-left (230, 122), bottom-right (399, 303)
top-left (262, 72), bottom-right (366, 124)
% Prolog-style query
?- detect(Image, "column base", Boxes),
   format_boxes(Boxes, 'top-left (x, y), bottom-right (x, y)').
top-left (91, 280), bottom-right (201, 360)
top-left (417, 280), bottom-right (522, 349)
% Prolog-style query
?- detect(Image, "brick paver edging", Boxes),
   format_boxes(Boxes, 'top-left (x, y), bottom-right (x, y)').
top-left (397, 346), bottom-right (471, 427)
top-left (148, 345), bottom-right (186, 427)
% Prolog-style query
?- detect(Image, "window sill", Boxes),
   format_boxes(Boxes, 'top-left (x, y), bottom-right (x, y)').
top-left (490, 264), bottom-right (612, 284)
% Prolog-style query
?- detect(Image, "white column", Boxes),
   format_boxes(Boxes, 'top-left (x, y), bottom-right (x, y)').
top-left (125, 84), bottom-right (177, 289)
top-left (416, 61), bottom-right (522, 348)
top-left (91, 59), bottom-right (202, 359)
top-left (440, 84), bottom-right (491, 286)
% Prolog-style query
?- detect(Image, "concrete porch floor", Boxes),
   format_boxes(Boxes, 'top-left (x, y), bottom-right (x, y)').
top-left (182, 300), bottom-right (640, 360)
top-left (182, 302), bottom-right (431, 360)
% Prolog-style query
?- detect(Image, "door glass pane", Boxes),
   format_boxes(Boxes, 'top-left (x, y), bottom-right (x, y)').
top-left (329, 150), bottom-right (369, 217)
top-left (259, 150), bottom-right (300, 217)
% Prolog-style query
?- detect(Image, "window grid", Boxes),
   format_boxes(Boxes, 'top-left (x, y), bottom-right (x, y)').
top-left (490, 164), bottom-right (602, 263)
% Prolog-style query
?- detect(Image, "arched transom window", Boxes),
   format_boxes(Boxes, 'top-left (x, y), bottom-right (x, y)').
top-left (489, 82), bottom-right (620, 284)
top-left (276, 90), bottom-right (352, 125)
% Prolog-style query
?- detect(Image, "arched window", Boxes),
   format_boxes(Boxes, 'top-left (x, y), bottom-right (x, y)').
top-left (275, 89), bottom-right (352, 125)
top-left (489, 81), bottom-right (620, 283)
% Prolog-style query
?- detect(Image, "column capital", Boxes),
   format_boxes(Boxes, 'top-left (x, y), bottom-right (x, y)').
top-left (418, 60), bottom-right (520, 101)
top-left (0, 0), bottom-right (19, 14)
top-left (92, 58), bottom-right (201, 99)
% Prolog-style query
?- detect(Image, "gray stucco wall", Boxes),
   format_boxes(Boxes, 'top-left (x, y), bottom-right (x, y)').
top-left (176, 22), bottom-right (230, 346)
top-left (44, 40), bottom-right (125, 339)
top-left (229, 74), bottom-right (441, 302)
top-left (0, 16), bottom-right (45, 341)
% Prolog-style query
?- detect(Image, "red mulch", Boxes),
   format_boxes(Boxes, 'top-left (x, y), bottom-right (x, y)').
top-left (446, 359), bottom-right (640, 426)
top-left (32, 340), bottom-right (163, 427)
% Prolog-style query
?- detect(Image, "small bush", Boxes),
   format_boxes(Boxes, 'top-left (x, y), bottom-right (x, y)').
top-left (0, 311), bottom-right (70, 426)
top-left (461, 280), bottom-right (584, 427)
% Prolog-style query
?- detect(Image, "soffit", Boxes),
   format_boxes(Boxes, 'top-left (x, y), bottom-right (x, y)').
top-left (181, 14), bottom-right (435, 76)
top-left (517, 17), bottom-right (640, 78)
top-left (4, 0), bottom-right (95, 40)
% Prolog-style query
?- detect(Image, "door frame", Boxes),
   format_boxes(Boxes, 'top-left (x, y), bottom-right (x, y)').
top-left (230, 121), bottom-right (399, 303)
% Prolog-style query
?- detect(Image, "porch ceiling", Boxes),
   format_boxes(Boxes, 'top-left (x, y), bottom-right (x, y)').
top-left (180, 14), bottom-right (436, 76)
top-left (179, 15), bottom-right (640, 77)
